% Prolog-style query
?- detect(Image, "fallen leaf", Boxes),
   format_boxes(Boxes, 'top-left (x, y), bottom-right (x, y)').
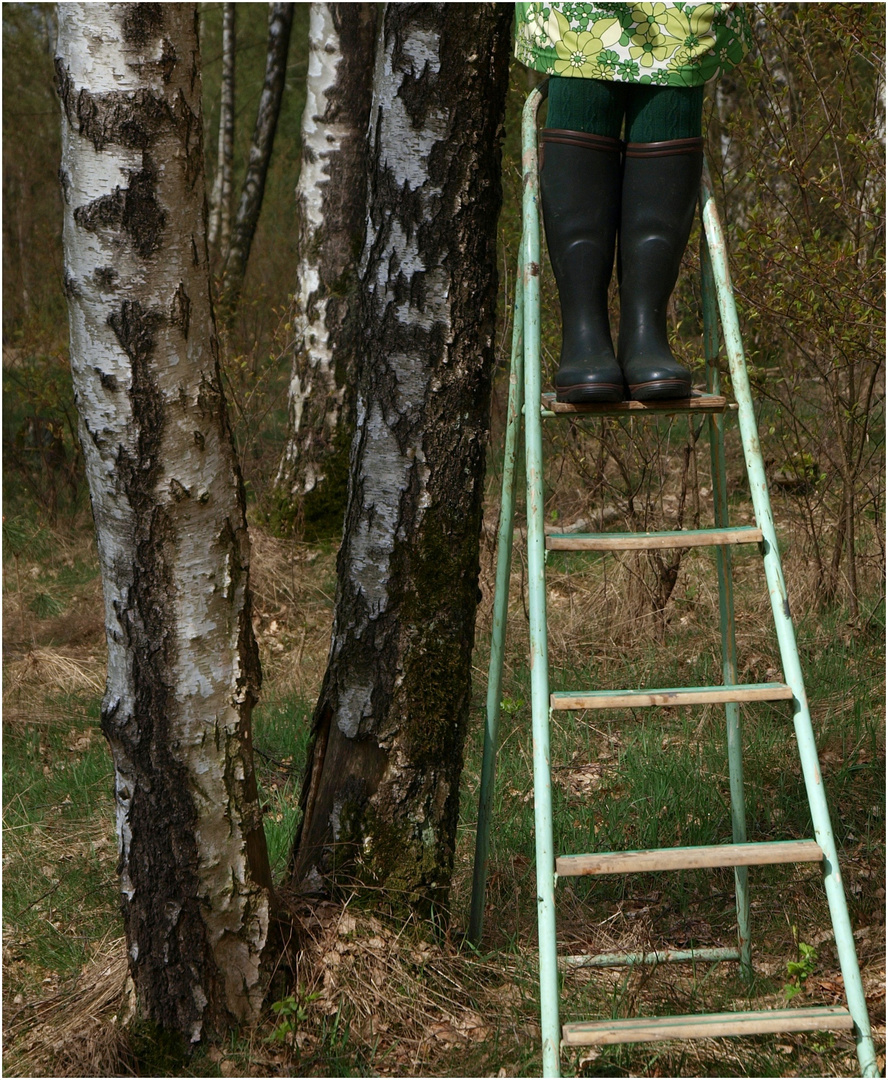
top-left (429, 1021), bottom-right (460, 1046)
top-left (337, 912), bottom-right (357, 936)
top-left (455, 1012), bottom-right (491, 1041)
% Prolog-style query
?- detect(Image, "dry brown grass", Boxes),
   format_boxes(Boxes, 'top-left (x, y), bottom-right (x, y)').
top-left (248, 528), bottom-right (337, 699)
top-left (4, 936), bottom-right (131, 1078)
top-left (250, 895), bottom-right (541, 1077)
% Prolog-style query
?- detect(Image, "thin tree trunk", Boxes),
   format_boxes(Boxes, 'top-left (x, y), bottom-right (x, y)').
top-left (57, 4), bottom-right (271, 1041)
top-left (220, 2), bottom-right (293, 317)
top-left (208, 2), bottom-right (235, 256)
top-left (271, 3), bottom-right (378, 538)
top-left (290, 3), bottom-right (513, 912)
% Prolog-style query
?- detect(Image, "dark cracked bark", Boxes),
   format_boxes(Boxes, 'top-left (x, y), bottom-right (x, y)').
top-left (57, 3), bottom-right (271, 1041)
top-left (271, 2), bottom-right (378, 539)
top-left (289, 3), bottom-right (513, 913)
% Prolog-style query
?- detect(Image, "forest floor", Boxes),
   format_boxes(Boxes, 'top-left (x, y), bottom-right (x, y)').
top-left (3, 486), bottom-right (885, 1077)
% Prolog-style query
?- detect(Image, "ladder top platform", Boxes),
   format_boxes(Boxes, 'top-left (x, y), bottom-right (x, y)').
top-left (541, 391), bottom-right (731, 416)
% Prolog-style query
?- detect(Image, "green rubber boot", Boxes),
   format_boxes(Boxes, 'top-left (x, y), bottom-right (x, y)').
top-left (617, 138), bottom-right (704, 401)
top-left (540, 129), bottom-right (623, 404)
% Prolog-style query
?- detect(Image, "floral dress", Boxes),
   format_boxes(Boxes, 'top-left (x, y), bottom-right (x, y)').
top-left (515, 2), bottom-right (752, 87)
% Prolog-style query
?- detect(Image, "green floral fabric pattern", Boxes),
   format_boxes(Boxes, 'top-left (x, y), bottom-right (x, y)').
top-left (515, 2), bottom-right (752, 87)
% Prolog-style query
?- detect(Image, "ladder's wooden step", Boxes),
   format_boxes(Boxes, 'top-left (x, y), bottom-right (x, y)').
top-left (541, 391), bottom-right (729, 416)
top-left (547, 526), bottom-right (763, 551)
top-left (551, 682), bottom-right (793, 710)
top-left (562, 1006), bottom-right (853, 1046)
top-left (556, 839), bottom-right (823, 877)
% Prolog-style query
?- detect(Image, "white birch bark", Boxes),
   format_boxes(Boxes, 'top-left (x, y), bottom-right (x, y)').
top-left (276, 3), bottom-right (350, 498)
top-left (57, 3), bottom-right (270, 1040)
top-left (208, 3), bottom-right (235, 253)
top-left (273, 3), bottom-right (377, 533)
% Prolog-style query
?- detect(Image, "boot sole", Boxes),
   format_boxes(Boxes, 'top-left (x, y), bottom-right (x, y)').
top-left (555, 382), bottom-right (624, 404)
top-left (628, 379), bottom-right (692, 402)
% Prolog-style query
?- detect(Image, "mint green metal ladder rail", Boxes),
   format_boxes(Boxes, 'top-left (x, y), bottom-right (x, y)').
top-left (468, 81), bottom-right (877, 1079)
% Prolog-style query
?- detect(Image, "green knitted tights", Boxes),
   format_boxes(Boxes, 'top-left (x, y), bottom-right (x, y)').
top-left (546, 77), bottom-right (703, 141)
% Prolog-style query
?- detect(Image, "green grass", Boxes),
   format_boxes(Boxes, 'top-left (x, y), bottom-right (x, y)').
top-left (251, 690), bottom-right (314, 876)
top-left (2, 691), bottom-right (118, 996)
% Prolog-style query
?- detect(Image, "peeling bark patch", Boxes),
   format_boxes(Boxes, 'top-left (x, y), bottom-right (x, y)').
top-left (170, 282), bottom-right (191, 338)
top-left (62, 271), bottom-right (80, 300)
top-left (157, 37), bottom-right (179, 83)
top-left (169, 478), bottom-right (190, 501)
top-left (74, 159), bottom-right (165, 259)
top-left (58, 165), bottom-right (72, 205)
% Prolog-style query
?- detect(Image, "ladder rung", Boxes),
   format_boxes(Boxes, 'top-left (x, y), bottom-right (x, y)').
top-left (547, 526), bottom-right (763, 551)
top-left (561, 1006), bottom-right (854, 1046)
top-left (562, 947), bottom-right (740, 969)
top-left (551, 682), bottom-right (793, 710)
top-left (556, 839), bottom-right (823, 876)
top-left (540, 391), bottom-right (730, 416)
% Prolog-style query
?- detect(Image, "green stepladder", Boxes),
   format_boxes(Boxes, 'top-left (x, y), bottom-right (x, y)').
top-left (469, 81), bottom-right (878, 1080)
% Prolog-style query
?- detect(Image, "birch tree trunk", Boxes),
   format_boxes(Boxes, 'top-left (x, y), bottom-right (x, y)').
top-left (57, 4), bottom-right (271, 1041)
top-left (220, 2), bottom-right (294, 316)
top-left (271, 2), bottom-right (378, 539)
top-left (290, 3), bottom-right (513, 911)
top-left (207, 2), bottom-right (236, 256)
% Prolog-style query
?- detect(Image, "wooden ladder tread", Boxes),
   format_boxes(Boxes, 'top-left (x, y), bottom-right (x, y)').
top-left (547, 526), bottom-right (763, 551)
top-left (551, 682), bottom-right (793, 710)
top-left (561, 1006), bottom-right (854, 1046)
top-left (556, 839), bottom-right (823, 876)
top-left (540, 391), bottom-right (729, 415)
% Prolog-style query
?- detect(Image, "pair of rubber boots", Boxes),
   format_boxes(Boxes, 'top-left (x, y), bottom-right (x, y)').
top-left (540, 129), bottom-right (704, 403)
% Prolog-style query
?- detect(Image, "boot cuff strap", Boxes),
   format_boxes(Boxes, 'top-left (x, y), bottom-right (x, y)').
top-left (541, 129), bottom-right (622, 154)
top-left (624, 137), bottom-right (705, 158)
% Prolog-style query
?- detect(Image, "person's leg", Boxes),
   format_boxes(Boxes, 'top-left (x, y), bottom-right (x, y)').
top-left (541, 77), bottom-right (625, 402)
top-left (546, 75), bottom-right (625, 139)
top-left (617, 86), bottom-right (704, 400)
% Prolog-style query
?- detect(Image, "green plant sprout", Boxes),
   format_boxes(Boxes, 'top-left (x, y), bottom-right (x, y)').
top-left (783, 928), bottom-right (818, 1002)
top-left (265, 989), bottom-right (322, 1044)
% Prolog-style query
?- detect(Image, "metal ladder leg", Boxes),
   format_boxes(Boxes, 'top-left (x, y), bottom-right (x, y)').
top-left (701, 165), bottom-right (878, 1078)
top-left (469, 272), bottom-right (525, 946)
top-left (701, 238), bottom-right (752, 978)
top-left (520, 82), bottom-right (561, 1079)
